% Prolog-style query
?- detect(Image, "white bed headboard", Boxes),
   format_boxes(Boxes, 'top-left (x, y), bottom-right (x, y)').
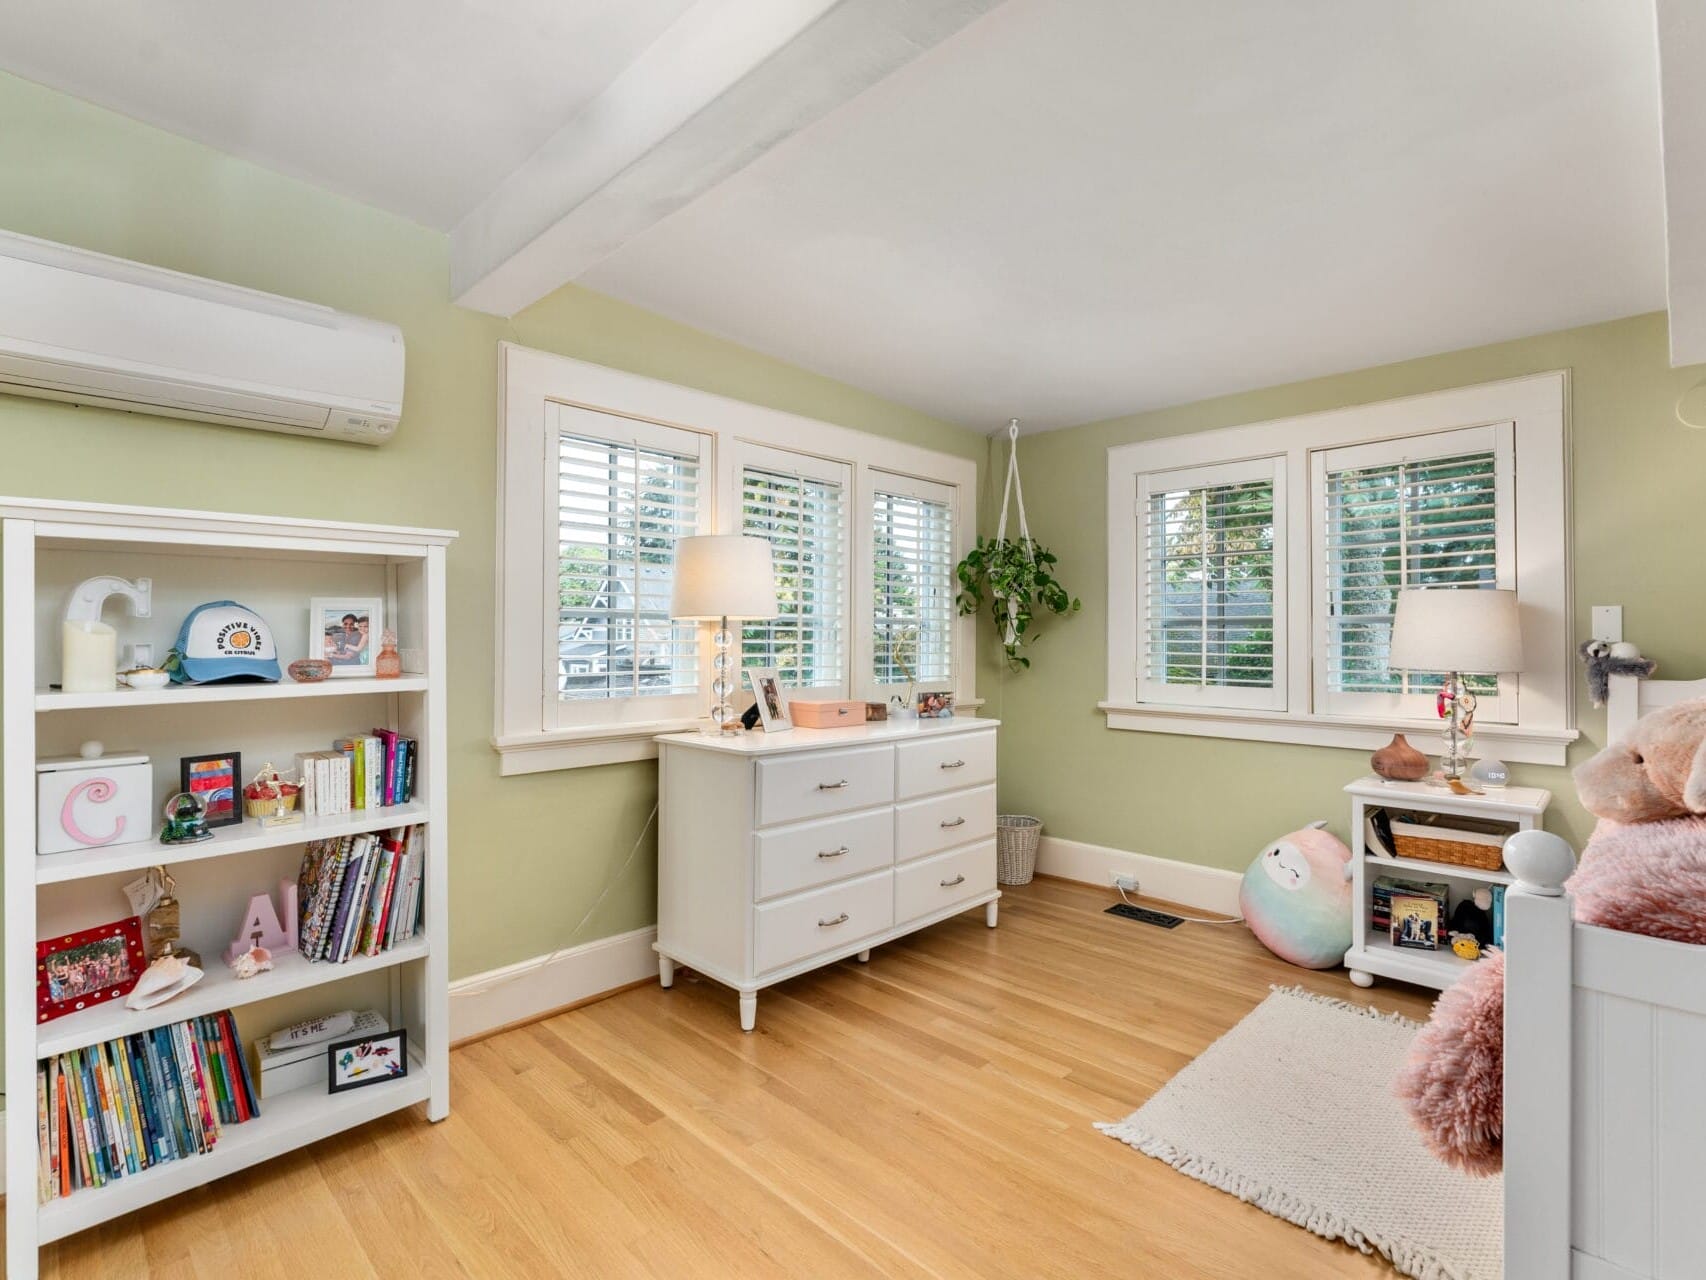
top-left (1607, 670), bottom-right (1706, 741)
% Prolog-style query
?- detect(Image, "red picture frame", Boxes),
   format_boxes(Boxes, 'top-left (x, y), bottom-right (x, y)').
top-left (36, 916), bottom-right (147, 1024)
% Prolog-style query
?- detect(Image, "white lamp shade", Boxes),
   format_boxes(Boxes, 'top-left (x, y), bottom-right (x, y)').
top-left (1388, 588), bottom-right (1523, 674)
top-left (669, 534), bottom-right (779, 620)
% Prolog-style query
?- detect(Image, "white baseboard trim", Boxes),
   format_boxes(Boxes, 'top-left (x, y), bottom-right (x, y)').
top-left (1036, 836), bottom-right (1243, 917)
top-left (449, 924), bottom-right (659, 1043)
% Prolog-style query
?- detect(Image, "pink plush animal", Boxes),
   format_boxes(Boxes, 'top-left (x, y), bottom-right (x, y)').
top-left (1399, 698), bottom-right (1706, 1173)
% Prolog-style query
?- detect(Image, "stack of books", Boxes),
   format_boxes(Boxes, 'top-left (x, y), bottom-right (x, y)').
top-left (35, 1011), bottom-right (258, 1204)
top-left (1371, 875), bottom-right (1449, 935)
top-left (296, 729), bottom-right (417, 817)
top-left (296, 825), bottom-right (425, 964)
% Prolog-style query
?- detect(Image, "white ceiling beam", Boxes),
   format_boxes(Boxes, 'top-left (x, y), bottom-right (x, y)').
top-left (1657, 0), bottom-right (1706, 366)
top-left (450, 0), bottom-right (1003, 316)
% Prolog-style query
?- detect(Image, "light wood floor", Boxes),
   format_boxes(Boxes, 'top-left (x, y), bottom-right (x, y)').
top-left (28, 877), bottom-right (1437, 1279)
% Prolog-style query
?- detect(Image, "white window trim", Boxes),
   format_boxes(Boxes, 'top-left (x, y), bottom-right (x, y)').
top-left (496, 343), bottom-right (977, 773)
top-left (1103, 371), bottom-right (1576, 765)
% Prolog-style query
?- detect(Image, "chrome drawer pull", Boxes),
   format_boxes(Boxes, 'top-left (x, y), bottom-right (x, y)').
top-left (940, 759), bottom-right (966, 770)
top-left (817, 846), bottom-right (850, 859)
top-left (817, 779), bottom-right (850, 791)
top-left (940, 816), bottom-right (966, 829)
top-left (818, 912), bottom-right (850, 927)
top-left (940, 874), bottom-right (966, 888)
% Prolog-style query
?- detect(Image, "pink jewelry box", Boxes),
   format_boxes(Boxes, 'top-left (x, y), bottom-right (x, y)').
top-left (788, 698), bottom-right (868, 729)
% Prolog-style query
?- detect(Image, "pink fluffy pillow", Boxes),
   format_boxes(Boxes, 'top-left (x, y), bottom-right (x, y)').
top-left (1395, 950), bottom-right (1506, 1176)
top-left (1567, 815), bottom-right (1706, 943)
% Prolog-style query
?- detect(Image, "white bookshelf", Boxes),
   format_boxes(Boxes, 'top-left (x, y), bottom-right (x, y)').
top-left (2, 497), bottom-right (455, 1279)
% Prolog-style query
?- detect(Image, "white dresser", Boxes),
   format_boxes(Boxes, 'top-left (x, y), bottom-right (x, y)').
top-left (654, 717), bottom-right (1000, 1031)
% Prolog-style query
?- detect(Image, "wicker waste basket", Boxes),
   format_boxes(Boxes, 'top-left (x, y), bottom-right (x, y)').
top-left (996, 815), bottom-right (1043, 885)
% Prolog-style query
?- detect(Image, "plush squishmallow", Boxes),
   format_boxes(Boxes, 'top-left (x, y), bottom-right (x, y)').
top-left (1239, 821), bottom-right (1354, 969)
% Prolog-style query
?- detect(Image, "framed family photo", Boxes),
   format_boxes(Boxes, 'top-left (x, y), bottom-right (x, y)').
top-left (36, 917), bottom-right (147, 1023)
top-left (746, 667), bottom-right (791, 732)
top-left (311, 596), bottom-right (384, 678)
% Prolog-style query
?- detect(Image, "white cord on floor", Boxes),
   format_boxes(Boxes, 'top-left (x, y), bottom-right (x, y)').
top-left (1119, 883), bottom-right (1245, 926)
top-left (453, 803), bottom-right (659, 997)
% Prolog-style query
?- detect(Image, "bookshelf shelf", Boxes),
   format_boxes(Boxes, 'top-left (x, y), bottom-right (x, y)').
top-left (37, 938), bottom-right (431, 1057)
top-left (4, 496), bottom-right (454, 1278)
top-left (35, 675), bottom-right (428, 711)
top-left (37, 1050), bottom-right (430, 1244)
top-left (35, 801), bottom-right (431, 885)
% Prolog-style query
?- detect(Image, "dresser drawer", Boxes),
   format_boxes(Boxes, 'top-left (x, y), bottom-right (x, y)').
top-left (755, 869), bottom-right (894, 973)
top-left (895, 729), bottom-right (997, 799)
top-left (756, 809), bottom-right (895, 901)
top-left (895, 784), bottom-right (996, 862)
top-left (757, 744), bottom-right (895, 827)
top-left (895, 841), bottom-right (997, 924)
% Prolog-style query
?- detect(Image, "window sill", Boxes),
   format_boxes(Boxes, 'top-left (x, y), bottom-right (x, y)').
top-left (1097, 702), bottom-right (1577, 766)
top-left (492, 719), bottom-right (703, 775)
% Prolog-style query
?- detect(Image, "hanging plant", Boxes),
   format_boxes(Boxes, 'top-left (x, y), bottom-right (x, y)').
top-left (955, 420), bottom-right (1080, 670)
top-left (956, 535), bottom-right (1080, 668)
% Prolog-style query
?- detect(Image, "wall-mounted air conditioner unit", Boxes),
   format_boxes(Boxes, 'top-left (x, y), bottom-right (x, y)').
top-left (0, 229), bottom-right (404, 444)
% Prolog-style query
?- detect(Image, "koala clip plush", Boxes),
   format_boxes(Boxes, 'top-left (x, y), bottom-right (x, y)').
top-left (1578, 638), bottom-right (1657, 709)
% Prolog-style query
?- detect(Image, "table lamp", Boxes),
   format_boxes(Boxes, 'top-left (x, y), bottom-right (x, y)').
top-left (670, 534), bottom-right (779, 735)
top-left (1387, 588), bottom-right (1522, 782)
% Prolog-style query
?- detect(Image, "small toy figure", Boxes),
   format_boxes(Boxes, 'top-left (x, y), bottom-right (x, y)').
top-left (1448, 887), bottom-right (1496, 948)
top-left (159, 791), bottom-right (212, 844)
top-left (1451, 935), bottom-right (1482, 961)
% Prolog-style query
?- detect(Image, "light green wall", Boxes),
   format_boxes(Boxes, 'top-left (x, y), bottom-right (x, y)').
top-left (0, 71), bottom-right (986, 1004)
top-left (991, 311), bottom-right (1706, 872)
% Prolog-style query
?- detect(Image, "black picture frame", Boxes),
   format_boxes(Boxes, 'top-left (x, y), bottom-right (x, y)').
top-left (326, 1027), bottom-right (408, 1093)
top-left (179, 751), bottom-right (243, 828)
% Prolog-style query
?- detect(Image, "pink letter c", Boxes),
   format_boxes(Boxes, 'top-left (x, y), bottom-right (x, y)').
top-left (62, 778), bottom-right (126, 847)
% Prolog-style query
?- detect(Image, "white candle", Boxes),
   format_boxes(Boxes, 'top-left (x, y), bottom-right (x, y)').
top-left (62, 619), bottom-right (118, 693)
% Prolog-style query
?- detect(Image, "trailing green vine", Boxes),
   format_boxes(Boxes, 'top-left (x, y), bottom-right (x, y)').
top-left (955, 535), bottom-right (1081, 669)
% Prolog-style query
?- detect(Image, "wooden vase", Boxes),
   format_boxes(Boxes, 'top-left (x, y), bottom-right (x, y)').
top-left (1371, 732), bottom-right (1428, 782)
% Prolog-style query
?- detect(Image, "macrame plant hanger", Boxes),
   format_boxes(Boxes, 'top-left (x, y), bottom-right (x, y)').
top-left (994, 418), bottom-right (1033, 650)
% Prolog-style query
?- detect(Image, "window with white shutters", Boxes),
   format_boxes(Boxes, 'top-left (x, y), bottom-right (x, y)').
top-left (1137, 458), bottom-right (1285, 711)
top-left (740, 453), bottom-right (848, 689)
top-left (1313, 423), bottom-right (1514, 720)
top-left (872, 479), bottom-right (955, 686)
top-left (557, 427), bottom-right (703, 702)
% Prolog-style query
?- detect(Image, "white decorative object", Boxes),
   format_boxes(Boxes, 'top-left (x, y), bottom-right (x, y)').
top-left (60, 575), bottom-right (151, 694)
top-left (123, 952), bottom-right (203, 1011)
top-left (1467, 756), bottom-right (1508, 789)
top-left (1389, 588), bottom-right (1524, 780)
top-left (34, 748), bottom-right (152, 856)
top-left (2, 495), bottom-right (453, 1278)
top-left (1501, 651), bottom-right (1706, 1280)
top-left (669, 534), bottom-right (779, 735)
top-left (230, 945), bottom-right (274, 980)
top-left (1342, 775), bottom-right (1550, 991)
top-left (654, 717), bottom-right (1000, 1031)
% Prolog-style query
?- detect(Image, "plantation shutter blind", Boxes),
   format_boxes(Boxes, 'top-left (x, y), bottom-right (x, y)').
top-left (557, 427), bottom-right (703, 702)
top-left (741, 460), bottom-right (848, 688)
top-left (1314, 423), bottom-right (1515, 719)
top-left (1137, 458), bottom-right (1285, 711)
top-left (872, 484), bottom-right (954, 685)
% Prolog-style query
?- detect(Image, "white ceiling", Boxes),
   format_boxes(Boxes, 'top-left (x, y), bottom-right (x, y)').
top-left (0, 0), bottom-right (1673, 430)
top-left (580, 0), bottom-right (1668, 429)
top-left (0, 0), bottom-right (697, 229)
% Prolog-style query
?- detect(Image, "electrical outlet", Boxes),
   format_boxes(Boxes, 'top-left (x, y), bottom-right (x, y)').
top-left (1111, 872), bottom-right (1140, 893)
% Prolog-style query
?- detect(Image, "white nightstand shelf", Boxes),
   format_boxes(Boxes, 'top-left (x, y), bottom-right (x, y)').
top-left (1342, 776), bottom-right (1551, 991)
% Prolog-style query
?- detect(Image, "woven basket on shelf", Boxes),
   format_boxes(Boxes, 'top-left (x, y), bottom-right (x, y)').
top-left (997, 814), bottom-right (1043, 885)
top-left (1389, 819), bottom-right (1506, 872)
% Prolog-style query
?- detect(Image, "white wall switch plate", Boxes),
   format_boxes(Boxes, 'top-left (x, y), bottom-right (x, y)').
top-left (1591, 605), bottom-right (1623, 643)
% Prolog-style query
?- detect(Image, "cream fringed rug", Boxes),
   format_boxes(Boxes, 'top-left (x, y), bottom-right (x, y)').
top-left (1097, 987), bottom-right (1501, 1280)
